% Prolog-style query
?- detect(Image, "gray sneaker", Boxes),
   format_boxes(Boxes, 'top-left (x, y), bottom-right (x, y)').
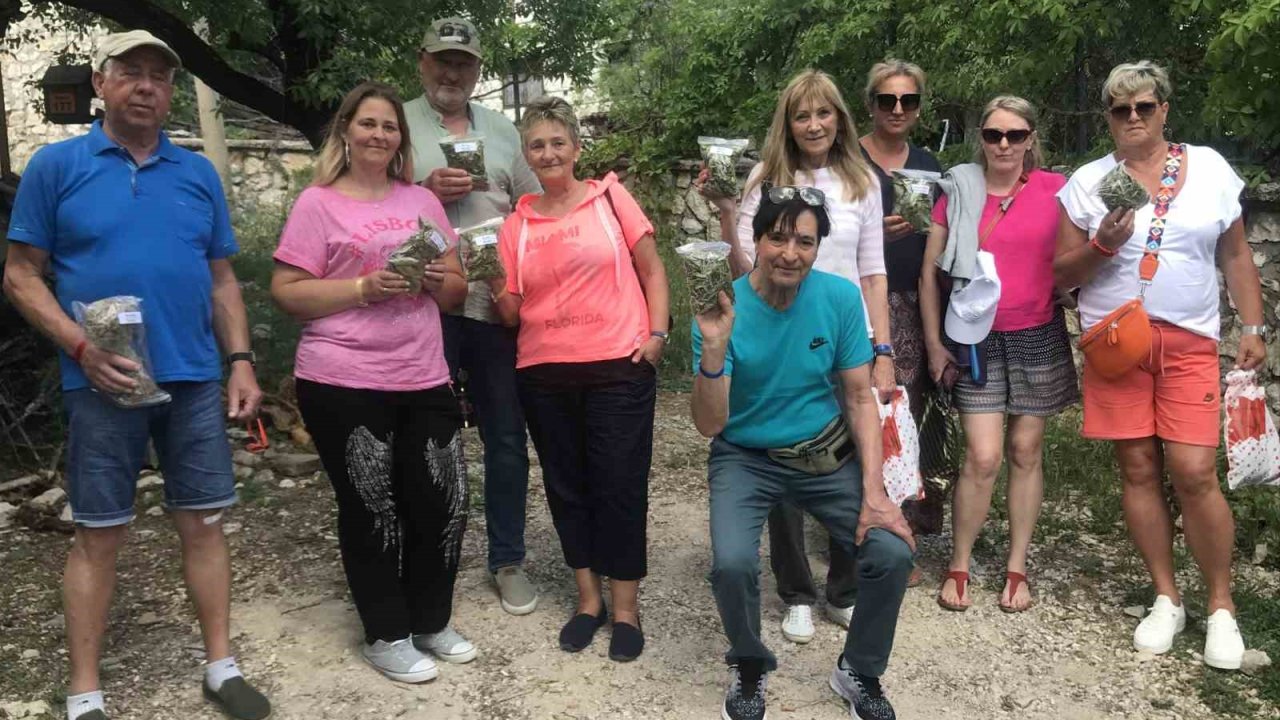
top-left (362, 638), bottom-right (437, 683)
top-left (493, 566), bottom-right (539, 615)
top-left (413, 626), bottom-right (478, 664)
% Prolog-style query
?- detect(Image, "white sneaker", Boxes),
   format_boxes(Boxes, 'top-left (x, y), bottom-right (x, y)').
top-left (824, 602), bottom-right (853, 629)
top-left (1204, 609), bottom-right (1245, 670)
top-left (1132, 595), bottom-right (1186, 654)
top-left (781, 605), bottom-right (814, 644)
top-left (362, 638), bottom-right (438, 683)
top-left (414, 626), bottom-right (478, 664)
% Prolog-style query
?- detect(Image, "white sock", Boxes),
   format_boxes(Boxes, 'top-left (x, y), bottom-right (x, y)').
top-left (66, 690), bottom-right (104, 720)
top-left (205, 656), bottom-right (243, 691)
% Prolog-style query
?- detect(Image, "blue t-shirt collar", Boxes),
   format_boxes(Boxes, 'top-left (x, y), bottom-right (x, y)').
top-left (87, 119), bottom-right (180, 163)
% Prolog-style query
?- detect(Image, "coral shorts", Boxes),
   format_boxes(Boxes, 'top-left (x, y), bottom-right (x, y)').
top-left (1082, 322), bottom-right (1221, 447)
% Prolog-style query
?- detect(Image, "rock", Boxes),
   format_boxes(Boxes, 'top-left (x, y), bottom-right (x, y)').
top-left (251, 323), bottom-right (273, 340)
top-left (1241, 649), bottom-right (1272, 676)
top-left (289, 426), bottom-right (314, 450)
top-left (1123, 605), bottom-right (1146, 619)
top-left (1253, 543), bottom-right (1268, 566)
top-left (0, 501), bottom-right (17, 529)
top-left (273, 453), bottom-right (322, 477)
top-left (685, 186), bottom-right (713, 225)
top-left (20, 648), bottom-right (38, 659)
top-left (223, 522), bottom-right (242, 535)
top-left (58, 504), bottom-right (73, 526)
top-left (136, 474), bottom-right (164, 492)
top-left (0, 473), bottom-right (46, 498)
top-left (680, 217), bottom-right (705, 235)
top-left (278, 479), bottom-right (297, 489)
top-left (0, 700), bottom-right (51, 718)
top-left (146, 506), bottom-right (164, 517)
top-left (253, 469), bottom-right (276, 485)
top-left (234, 465), bottom-right (255, 482)
top-left (233, 450), bottom-right (263, 469)
top-left (137, 611), bottom-right (161, 626)
top-left (25, 487), bottom-right (65, 514)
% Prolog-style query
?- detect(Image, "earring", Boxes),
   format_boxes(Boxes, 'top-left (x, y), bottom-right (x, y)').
top-left (343, 141), bottom-right (350, 167)
top-left (392, 151), bottom-right (404, 177)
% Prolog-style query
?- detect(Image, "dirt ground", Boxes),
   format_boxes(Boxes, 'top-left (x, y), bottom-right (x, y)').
top-left (1, 393), bottom-right (1275, 719)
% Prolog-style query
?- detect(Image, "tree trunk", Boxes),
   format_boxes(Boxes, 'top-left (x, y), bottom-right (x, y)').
top-left (193, 21), bottom-right (230, 191)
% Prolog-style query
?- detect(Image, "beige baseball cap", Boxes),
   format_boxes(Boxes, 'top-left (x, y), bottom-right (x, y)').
top-left (94, 30), bottom-right (182, 71)
top-left (420, 17), bottom-right (482, 58)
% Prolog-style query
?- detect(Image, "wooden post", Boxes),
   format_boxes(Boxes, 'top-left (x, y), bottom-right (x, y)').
top-left (193, 20), bottom-right (230, 193)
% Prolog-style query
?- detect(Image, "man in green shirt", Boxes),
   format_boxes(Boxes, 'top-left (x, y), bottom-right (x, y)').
top-left (406, 16), bottom-right (542, 617)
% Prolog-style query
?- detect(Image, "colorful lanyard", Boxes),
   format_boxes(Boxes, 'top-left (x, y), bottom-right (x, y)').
top-left (1138, 143), bottom-right (1186, 289)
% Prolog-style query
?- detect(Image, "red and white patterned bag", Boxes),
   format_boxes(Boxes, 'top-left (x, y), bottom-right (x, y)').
top-left (1223, 369), bottom-right (1280, 490)
top-left (877, 386), bottom-right (925, 505)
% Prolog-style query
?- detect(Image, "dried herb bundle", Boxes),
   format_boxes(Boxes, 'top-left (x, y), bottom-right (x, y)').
top-left (676, 241), bottom-right (736, 315)
top-left (440, 136), bottom-right (488, 189)
top-left (386, 217), bottom-right (449, 293)
top-left (1096, 161), bottom-right (1150, 212)
top-left (698, 137), bottom-right (749, 199)
top-left (74, 296), bottom-right (170, 408)
top-left (459, 217), bottom-right (505, 281)
top-left (891, 169), bottom-right (941, 231)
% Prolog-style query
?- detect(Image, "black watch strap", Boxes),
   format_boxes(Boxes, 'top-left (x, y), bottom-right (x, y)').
top-left (227, 351), bottom-right (256, 368)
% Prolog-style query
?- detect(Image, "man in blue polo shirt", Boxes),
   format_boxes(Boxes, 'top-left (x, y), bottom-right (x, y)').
top-left (3, 30), bottom-right (269, 720)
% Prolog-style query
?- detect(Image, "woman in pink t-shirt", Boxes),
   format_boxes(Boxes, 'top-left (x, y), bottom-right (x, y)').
top-left (270, 82), bottom-right (472, 684)
top-left (490, 97), bottom-right (670, 662)
top-left (920, 96), bottom-right (1078, 614)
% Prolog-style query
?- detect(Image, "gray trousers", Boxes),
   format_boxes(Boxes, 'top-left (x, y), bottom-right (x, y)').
top-left (708, 438), bottom-right (913, 675)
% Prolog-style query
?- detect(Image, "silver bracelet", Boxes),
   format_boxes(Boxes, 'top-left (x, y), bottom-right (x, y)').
top-left (1241, 324), bottom-right (1268, 337)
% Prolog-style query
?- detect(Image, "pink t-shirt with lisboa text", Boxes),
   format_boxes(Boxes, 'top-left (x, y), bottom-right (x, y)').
top-left (274, 182), bottom-right (457, 391)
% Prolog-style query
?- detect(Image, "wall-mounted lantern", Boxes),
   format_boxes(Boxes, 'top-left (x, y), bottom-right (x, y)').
top-left (40, 64), bottom-right (95, 124)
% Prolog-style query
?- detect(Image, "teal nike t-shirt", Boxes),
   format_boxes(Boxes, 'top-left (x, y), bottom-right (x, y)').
top-left (691, 270), bottom-right (873, 448)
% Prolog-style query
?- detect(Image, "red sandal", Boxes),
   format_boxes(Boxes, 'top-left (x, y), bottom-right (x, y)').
top-left (998, 571), bottom-right (1032, 613)
top-left (937, 570), bottom-right (970, 612)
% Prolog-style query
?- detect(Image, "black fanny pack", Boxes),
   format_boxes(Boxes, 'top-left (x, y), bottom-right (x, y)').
top-left (767, 415), bottom-right (854, 475)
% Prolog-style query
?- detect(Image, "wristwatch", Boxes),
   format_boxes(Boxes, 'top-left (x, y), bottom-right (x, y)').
top-left (1242, 325), bottom-right (1268, 339)
top-left (227, 351), bottom-right (257, 368)
top-left (873, 343), bottom-right (895, 359)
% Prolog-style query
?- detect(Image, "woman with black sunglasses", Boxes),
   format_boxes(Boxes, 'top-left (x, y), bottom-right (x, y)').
top-left (920, 95), bottom-right (1078, 614)
top-left (698, 68), bottom-right (895, 646)
top-left (859, 61), bottom-right (947, 581)
top-left (1054, 61), bottom-right (1263, 669)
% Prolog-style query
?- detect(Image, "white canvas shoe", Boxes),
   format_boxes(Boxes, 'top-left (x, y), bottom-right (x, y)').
top-left (780, 605), bottom-right (814, 644)
top-left (1132, 595), bottom-right (1186, 654)
top-left (1203, 609), bottom-right (1245, 670)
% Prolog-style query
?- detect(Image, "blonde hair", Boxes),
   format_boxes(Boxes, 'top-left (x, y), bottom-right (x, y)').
top-left (864, 60), bottom-right (927, 111)
top-left (745, 69), bottom-right (874, 203)
top-left (1102, 61), bottom-right (1172, 105)
top-left (975, 95), bottom-right (1044, 174)
top-left (313, 82), bottom-right (414, 187)
top-left (518, 95), bottom-right (581, 146)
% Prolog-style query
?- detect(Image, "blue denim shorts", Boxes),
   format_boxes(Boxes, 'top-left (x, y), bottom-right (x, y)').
top-left (63, 381), bottom-right (236, 527)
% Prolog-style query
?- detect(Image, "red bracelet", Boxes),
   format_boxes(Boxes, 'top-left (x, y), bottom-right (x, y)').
top-left (1089, 238), bottom-right (1118, 257)
top-left (72, 340), bottom-right (88, 363)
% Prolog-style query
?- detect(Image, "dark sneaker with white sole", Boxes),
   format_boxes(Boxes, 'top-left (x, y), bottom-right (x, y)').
top-left (829, 654), bottom-right (895, 720)
top-left (722, 660), bottom-right (768, 720)
top-left (203, 676), bottom-right (272, 720)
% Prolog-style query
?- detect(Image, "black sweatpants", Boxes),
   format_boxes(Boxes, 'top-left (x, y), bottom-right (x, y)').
top-left (518, 359), bottom-right (656, 581)
top-left (296, 379), bottom-right (466, 643)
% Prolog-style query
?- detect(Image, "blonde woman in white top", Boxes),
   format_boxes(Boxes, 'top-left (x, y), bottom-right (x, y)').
top-left (699, 69), bottom-right (897, 643)
top-left (1055, 61), bottom-right (1264, 670)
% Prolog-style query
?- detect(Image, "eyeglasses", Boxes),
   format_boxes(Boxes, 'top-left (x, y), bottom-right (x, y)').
top-left (874, 93), bottom-right (921, 113)
top-left (766, 185), bottom-right (826, 206)
top-left (980, 128), bottom-right (1033, 145)
top-left (1108, 101), bottom-right (1160, 121)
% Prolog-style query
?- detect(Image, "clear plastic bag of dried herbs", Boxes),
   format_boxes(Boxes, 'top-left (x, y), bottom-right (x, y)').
top-left (440, 136), bottom-right (489, 189)
top-left (676, 241), bottom-right (736, 315)
top-left (1095, 161), bottom-right (1150, 212)
top-left (458, 217), bottom-right (505, 281)
top-left (891, 168), bottom-right (941, 232)
top-left (386, 217), bottom-right (450, 293)
top-left (697, 137), bottom-right (749, 200)
top-left (72, 296), bottom-right (171, 408)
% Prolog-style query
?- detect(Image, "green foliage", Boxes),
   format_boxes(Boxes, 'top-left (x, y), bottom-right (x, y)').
top-left (230, 197), bottom-right (300, 392)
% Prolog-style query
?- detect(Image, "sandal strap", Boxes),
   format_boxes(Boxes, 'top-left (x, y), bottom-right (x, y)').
top-left (1002, 571), bottom-right (1030, 610)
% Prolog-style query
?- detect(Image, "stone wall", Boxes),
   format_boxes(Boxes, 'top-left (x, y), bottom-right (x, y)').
top-left (169, 138), bottom-right (313, 210)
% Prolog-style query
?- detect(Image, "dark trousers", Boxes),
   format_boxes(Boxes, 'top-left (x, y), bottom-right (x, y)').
top-left (297, 379), bottom-right (466, 643)
top-left (442, 315), bottom-right (531, 573)
top-left (518, 364), bottom-right (656, 581)
top-left (768, 503), bottom-right (859, 607)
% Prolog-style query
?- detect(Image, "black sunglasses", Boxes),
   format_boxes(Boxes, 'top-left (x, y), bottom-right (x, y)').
top-left (766, 185), bottom-right (826, 206)
top-left (980, 128), bottom-right (1033, 145)
top-left (1108, 101), bottom-right (1160, 121)
top-left (874, 93), bottom-right (921, 112)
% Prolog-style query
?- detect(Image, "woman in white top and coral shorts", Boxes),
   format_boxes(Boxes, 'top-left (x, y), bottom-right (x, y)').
top-left (1055, 61), bottom-right (1265, 671)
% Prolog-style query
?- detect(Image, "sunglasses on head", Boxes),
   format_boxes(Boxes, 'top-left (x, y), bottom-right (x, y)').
top-left (766, 185), bottom-right (826, 207)
top-left (874, 93), bottom-right (921, 112)
top-left (980, 128), bottom-right (1033, 145)
top-left (1108, 101), bottom-right (1160, 121)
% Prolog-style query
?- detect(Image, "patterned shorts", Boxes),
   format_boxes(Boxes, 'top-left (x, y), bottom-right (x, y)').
top-left (951, 313), bottom-right (1080, 416)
